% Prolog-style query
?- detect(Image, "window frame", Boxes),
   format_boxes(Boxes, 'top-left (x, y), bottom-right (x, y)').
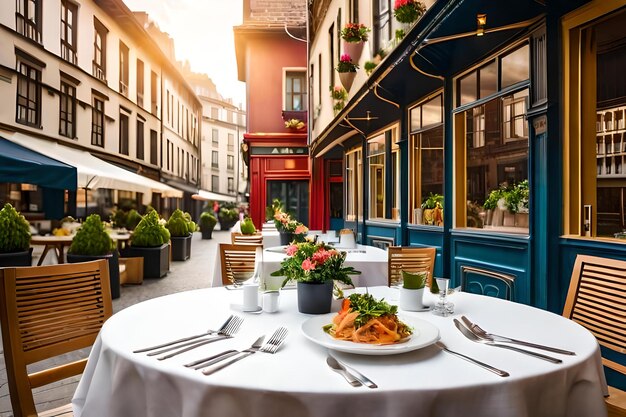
top-left (60, 0), bottom-right (77, 64)
top-left (16, 58), bottom-right (41, 128)
top-left (16, 0), bottom-right (41, 43)
top-left (212, 150), bottom-right (219, 168)
top-left (345, 146), bottom-right (363, 222)
top-left (93, 18), bottom-right (107, 81)
top-left (59, 79), bottom-right (76, 138)
top-left (227, 155), bottom-right (234, 170)
top-left (91, 96), bottom-right (105, 147)
top-left (284, 68), bottom-right (307, 112)
top-left (136, 119), bottom-right (144, 160)
top-left (136, 59), bottom-right (144, 107)
top-left (119, 41), bottom-right (129, 96)
top-left (119, 111), bottom-right (129, 156)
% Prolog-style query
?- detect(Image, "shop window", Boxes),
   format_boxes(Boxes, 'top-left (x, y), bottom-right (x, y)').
top-left (501, 45), bottom-right (530, 89)
top-left (345, 147), bottom-right (362, 221)
top-left (367, 128), bottom-right (399, 220)
top-left (564, 6), bottom-right (626, 239)
top-left (409, 93), bottom-right (444, 224)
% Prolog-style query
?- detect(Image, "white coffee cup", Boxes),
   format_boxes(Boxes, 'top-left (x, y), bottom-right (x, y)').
top-left (262, 290), bottom-right (280, 313)
top-left (399, 287), bottom-right (425, 311)
top-left (242, 284), bottom-right (260, 312)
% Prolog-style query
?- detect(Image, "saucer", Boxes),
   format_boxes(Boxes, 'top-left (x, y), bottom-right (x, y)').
top-left (230, 303), bottom-right (263, 314)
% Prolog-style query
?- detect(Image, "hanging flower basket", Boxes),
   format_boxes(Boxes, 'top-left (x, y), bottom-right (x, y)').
top-left (338, 71), bottom-right (356, 91)
top-left (393, 0), bottom-right (426, 24)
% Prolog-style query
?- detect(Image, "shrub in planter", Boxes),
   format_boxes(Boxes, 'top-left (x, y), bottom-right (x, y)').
top-left (67, 214), bottom-right (120, 299)
top-left (240, 217), bottom-right (257, 235)
top-left (123, 210), bottom-right (170, 278)
top-left (0, 203), bottom-right (32, 267)
top-left (199, 212), bottom-right (217, 239)
top-left (126, 209), bottom-right (143, 230)
top-left (218, 203), bottom-right (239, 230)
top-left (166, 209), bottom-right (196, 261)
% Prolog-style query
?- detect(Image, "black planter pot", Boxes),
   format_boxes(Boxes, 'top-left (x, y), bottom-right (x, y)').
top-left (67, 252), bottom-right (120, 299)
top-left (200, 227), bottom-right (214, 239)
top-left (279, 231), bottom-right (294, 246)
top-left (297, 280), bottom-right (334, 314)
top-left (121, 243), bottom-right (169, 278)
top-left (219, 217), bottom-right (238, 231)
top-left (0, 248), bottom-right (33, 267)
top-left (170, 235), bottom-right (192, 261)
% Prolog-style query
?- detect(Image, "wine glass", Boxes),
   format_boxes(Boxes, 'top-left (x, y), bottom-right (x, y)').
top-left (431, 277), bottom-right (454, 316)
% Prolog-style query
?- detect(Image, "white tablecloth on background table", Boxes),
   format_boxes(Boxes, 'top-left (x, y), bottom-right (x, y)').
top-left (72, 286), bottom-right (607, 417)
top-left (211, 244), bottom-right (388, 288)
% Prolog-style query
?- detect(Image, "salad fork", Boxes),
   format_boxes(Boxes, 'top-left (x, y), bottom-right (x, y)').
top-left (460, 316), bottom-right (576, 356)
top-left (202, 327), bottom-right (288, 375)
top-left (133, 315), bottom-right (241, 353)
top-left (185, 335), bottom-right (265, 369)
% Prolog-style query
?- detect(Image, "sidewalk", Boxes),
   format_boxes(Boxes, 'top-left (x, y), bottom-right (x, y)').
top-left (0, 230), bottom-right (232, 416)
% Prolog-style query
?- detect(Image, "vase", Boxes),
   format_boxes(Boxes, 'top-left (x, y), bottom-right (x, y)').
top-left (338, 71), bottom-right (356, 91)
top-left (297, 280), bottom-right (334, 314)
top-left (399, 287), bottom-right (425, 311)
top-left (343, 41), bottom-right (364, 62)
top-left (279, 231), bottom-right (294, 246)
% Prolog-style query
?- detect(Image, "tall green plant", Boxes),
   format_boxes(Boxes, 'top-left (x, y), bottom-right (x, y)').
top-left (166, 209), bottom-right (196, 237)
top-left (0, 203), bottom-right (31, 253)
top-left (69, 214), bottom-right (115, 256)
top-left (199, 212), bottom-right (217, 229)
top-left (131, 210), bottom-right (170, 247)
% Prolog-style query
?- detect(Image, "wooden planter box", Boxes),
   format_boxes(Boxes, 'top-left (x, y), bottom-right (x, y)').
top-left (170, 235), bottom-right (192, 261)
top-left (67, 252), bottom-right (120, 299)
top-left (121, 243), bottom-right (170, 278)
top-left (0, 248), bottom-right (32, 267)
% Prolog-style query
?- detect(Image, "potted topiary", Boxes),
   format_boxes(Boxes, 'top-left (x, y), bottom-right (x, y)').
top-left (0, 203), bottom-right (32, 267)
top-left (199, 211), bottom-right (217, 239)
top-left (122, 210), bottom-right (170, 278)
top-left (67, 214), bottom-right (120, 299)
top-left (218, 203), bottom-right (239, 230)
top-left (125, 209), bottom-right (142, 230)
top-left (165, 209), bottom-right (196, 261)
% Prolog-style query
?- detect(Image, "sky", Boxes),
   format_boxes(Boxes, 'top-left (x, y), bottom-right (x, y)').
top-left (123, 0), bottom-right (245, 107)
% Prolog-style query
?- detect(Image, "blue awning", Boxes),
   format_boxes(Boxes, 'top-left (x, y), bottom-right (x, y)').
top-left (0, 136), bottom-right (77, 190)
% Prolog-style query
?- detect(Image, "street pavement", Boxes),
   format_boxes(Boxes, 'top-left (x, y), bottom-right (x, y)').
top-left (0, 229), bottom-right (232, 416)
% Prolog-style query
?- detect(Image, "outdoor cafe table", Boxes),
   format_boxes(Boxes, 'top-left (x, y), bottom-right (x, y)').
top-left (72, 286), bottom-right (607, 417)
top-left (30, 235), bottom-right (74, 265)
top-left (211, 244), bottom-right (389, 288)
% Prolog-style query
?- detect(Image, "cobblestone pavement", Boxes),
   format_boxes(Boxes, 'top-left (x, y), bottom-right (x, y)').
top-left (0, 230), bottom-right (231, 416)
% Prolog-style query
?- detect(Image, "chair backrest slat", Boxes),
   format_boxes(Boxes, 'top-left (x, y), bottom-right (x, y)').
top-left (0, 259), bottom-right (112, 416)
top-left (231, 232), bottom-right (264, 245)
top-left (387, 246), bottom-right (436, 287)
top-left (219, 243), bottom-right (262, 286)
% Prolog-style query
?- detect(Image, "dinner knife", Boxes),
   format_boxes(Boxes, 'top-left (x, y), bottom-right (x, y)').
top-left (332, 356), bottom-right (378, 389)
top-left (326, 355), bottom-right (362, 387)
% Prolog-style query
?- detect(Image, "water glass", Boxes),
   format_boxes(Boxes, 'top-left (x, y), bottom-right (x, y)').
top-left (431, 277), bottom-right (455, 316)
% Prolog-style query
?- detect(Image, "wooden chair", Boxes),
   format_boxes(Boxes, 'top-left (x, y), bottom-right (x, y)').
top-left (460, 265), bottom-right (515, 301)
top-left (231, 232), bottom-right (264, 245)
top-left (387, 246), bottom-right (436, 287)
top-left (562, 255), bottom-right (626, 417)
top-left (0, 259), bottom-right (113, 417)
top-left (119, 256), bottom-right (144, 285)
top-left (219, 243), bottom-right (262, 286)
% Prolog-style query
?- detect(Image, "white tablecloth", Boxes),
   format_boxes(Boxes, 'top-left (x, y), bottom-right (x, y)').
top-left (72, 287), bottom-right (607, 417)
top-left (211, 244), bottom-right (388, 288)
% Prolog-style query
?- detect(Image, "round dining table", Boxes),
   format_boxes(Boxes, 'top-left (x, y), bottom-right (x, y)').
top-left (72, 286), bottom-right (608, 417)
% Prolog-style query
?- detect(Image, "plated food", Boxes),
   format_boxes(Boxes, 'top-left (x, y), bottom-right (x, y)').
top-left (323, 293), bottom-right (412, 345)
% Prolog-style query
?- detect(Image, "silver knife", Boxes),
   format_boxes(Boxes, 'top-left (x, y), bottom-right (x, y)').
top-left (326, 355), bottom-right (362, 387)
top-left (333, 356), bottom-right (378, 389)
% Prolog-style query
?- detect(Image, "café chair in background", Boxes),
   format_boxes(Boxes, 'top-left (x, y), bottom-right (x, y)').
top-left (562, 254), bottom-right (626, 417)
top-left (0, 259), bottom-right (112, 417)
top-left (387, 246), bottom-right (436, 287)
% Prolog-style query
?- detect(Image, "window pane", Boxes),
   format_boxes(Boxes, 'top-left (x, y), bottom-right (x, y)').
top-left (422, 95), bottom-right (442, 128)
top-left (368, 133), bottom-right (386, 219)
top-left (410, 106), bottom-right (421, 132)
top-left (459, 72), bottom-right (477, 105)
top-left (479, 61), bottom-right (497, 99)
top-left (501, 45), bottom-right (529, 89)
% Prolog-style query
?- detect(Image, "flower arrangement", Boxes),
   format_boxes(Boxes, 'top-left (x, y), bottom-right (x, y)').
top-left (393, 0), bottom-right (426, 24)
top-left (336, 54), bottom-right (358, 73)
top-left (340, 23), bottom-right (370, 43)
top-left (285, 118), bottom-right (305, 130)
top-left (272, 200), bottom-right (309, 235)
top-left (330, 85), bottom-right (348, 101)
top-left (270, 241), bottom-right (361, 287)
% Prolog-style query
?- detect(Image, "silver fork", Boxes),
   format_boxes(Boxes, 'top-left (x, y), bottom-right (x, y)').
top-left (153, 316), bottom-right (244, 360)
top-left (202, 327), bottom-right (288, 375)
top-left (133, 315), bottom-right (240, 353)
top-left (453, 318), bottom-right (562, 364)
top-left (460, 316), bottom-right (576, 356)
top-left (185, 335), bottom-right (265, 369)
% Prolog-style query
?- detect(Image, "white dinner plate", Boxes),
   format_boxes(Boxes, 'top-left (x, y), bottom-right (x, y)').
top-left (301, 313), bottom-right (440, 355)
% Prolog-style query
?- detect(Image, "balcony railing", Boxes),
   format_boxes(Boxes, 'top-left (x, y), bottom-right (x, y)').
top-left (61, 44), bottom-right (77, 65)
top-left (92, 63), bottom-right (106, 82)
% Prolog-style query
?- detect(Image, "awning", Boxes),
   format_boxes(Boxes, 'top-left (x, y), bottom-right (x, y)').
top-left (192, 189), bottom-right (237, 203)
top-left (0, 136), bottom-right (77, 190)
top-left (2, 131), bottom-right (182, 203)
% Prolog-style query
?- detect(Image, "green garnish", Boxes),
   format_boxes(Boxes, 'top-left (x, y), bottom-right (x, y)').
top-left (347, 293), bottom-right (397, 328)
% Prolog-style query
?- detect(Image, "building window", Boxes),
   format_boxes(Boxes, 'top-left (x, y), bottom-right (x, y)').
top-left (285, 70), bottom-right (307, 111)
top-left (150, 71), bottom-right (158, 114)
top-left (227, 133), bottom-right (234, 151)
top-left (328, 23), bottom-right (336, 89)
top-left (150, 129), bottom-right (157, 165)
top-left (345, 147), bottom-right (362, 222)
top-left (59, 80), bottom-right (76, 138)
top-left (212, 128), bottom-right (219, 145)
top-left (136, 120), bottom-right (144, 160)
top-left (93, 18), bottom-right (107, 81)
top-left (564, 7), bottom-right (626, 239)
top-left (212, 175), bottom-right (219, 192)
top-left (119, 112), bottom-right (129, 155)
top-left (119, 41), bottom-right (129, 96)
top-left (212, 151), bottom-right (219, 168)
top-left (373, 0), bottom-right (392, 53)
top-left (227, 155), bottom-right (234, 170)
top-left (367, 129), bottom-right (398, 220)
top-left (211, 107), bottom-right (219, 120)
top-left (91, 97), bottom-right (104, 147)
top-left (136, 59), bottom-right (144, 107)
top-left (60, 0), bottom-right (77, 64)
top-left (16, 58), bottom-right (41, 127)
top-left (228, 177), bottom-right (234, 193)
top-left (16, 0), bottom-right (41, 43)
top-left (409, 93), bottom-right (444, 224)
